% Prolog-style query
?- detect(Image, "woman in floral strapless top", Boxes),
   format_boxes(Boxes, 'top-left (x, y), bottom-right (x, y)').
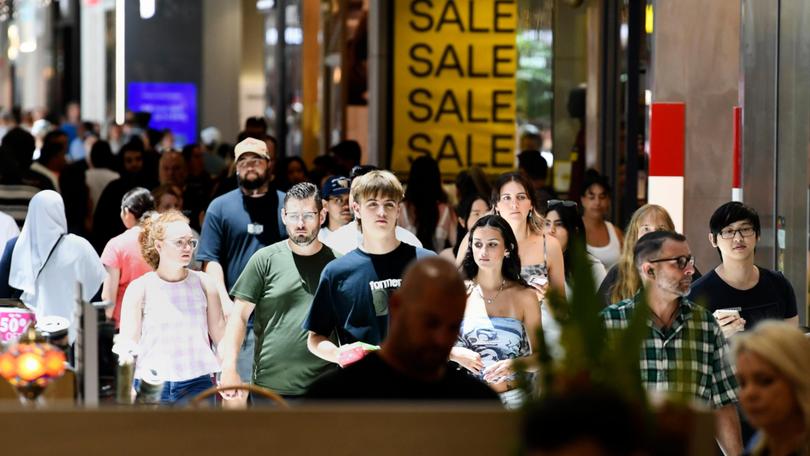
top-left (452, 214), bottom-right (541, 408)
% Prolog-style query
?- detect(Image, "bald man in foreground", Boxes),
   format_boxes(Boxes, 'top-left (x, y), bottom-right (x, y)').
top-left (306, 257), bottom-right (498, 401)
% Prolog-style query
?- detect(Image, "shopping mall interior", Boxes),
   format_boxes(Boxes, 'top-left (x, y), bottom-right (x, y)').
top-left (0, 0), bottom-right (806, 454)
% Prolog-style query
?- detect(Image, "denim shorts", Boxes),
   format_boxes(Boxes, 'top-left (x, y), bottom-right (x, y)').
top-left (135, 374), bottom-right (215, 406)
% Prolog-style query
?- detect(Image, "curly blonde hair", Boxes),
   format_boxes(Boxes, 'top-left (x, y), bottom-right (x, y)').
top-left (139, 210), bottom-right (189, 270)
top-left (609, 204), bottom-right (674, 303)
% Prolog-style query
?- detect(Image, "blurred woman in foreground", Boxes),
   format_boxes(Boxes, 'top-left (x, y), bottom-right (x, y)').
top-left (733, 321), bottom-right (810, 456)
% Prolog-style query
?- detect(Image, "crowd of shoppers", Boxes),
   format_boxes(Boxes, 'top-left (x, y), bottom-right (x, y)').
top-left (0, 104), bottom-right (805, 456)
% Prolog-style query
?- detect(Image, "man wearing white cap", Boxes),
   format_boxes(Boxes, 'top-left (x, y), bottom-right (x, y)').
top-left (197, 136), bottom-right (286, 381)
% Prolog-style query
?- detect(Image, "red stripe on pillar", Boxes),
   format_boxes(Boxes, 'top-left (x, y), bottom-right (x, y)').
top-left (649, 102), bottom-right (685, 177)
top-left (732, 106), bottom-right (742, 188)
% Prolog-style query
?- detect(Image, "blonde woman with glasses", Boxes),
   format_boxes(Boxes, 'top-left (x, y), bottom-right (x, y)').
top-left (117, 210), bottom-right (225, 405)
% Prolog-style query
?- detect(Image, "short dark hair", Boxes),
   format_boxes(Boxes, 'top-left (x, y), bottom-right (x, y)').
top-left (90, 140), bottom-right (115, 170)
top-left (1, 127), bottom-right (36, 167)
top-left (330, 140), bottom-right (362, 164)
top-left (284, 182), bottom-right (322, 211)
top-left (709, 201), bottom-right (761, 241)
top-left (39, 129), bottom-right (69, 164)
top-left (43, 129), bottom-right (68, 145)
top-left (244, 116), bottom-right (268, 135)
top-left (349, 164), bottom-right (378, 180)
top-left (181, 143), bottom-right (200, 162)
top-left (517, 150), bottom-right (548, 180)
top-left (522, 389), bottom-right (646, 455)
top-left (633, 231), bottom-right (687, 268)
top-left (582, 169), bottom-right (612, 196)
top-left (119, 138), bottom-right (145, 155)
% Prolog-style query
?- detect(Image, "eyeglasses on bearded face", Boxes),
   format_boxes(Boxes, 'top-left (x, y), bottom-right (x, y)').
top-left (648, 255), bottom-right (695, 270)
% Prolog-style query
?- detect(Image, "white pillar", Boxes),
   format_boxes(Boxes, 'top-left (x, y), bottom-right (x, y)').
top-left (80, 2), bottom-right (108, 124)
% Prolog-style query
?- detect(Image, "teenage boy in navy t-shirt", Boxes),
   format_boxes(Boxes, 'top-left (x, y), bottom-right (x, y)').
top-left (305, 170), bottom-right (433, 365)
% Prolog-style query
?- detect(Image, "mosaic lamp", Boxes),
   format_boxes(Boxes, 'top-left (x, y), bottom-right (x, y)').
top-left (0, 325), bottom-right (66, 403)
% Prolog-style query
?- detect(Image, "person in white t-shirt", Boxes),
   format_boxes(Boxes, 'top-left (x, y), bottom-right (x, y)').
top-left (321, 166), bottom-right (423, 254)
top-left (317, 176), bottom-right (352, 244)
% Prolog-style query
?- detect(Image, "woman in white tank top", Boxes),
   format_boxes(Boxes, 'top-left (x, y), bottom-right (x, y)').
top-left (581, 172), bottom-right (623, 270)
top-left (117, 210), bottom-right (225, 405)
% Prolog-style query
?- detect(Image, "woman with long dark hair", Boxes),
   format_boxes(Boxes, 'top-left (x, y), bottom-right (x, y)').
top-left (543, 200), bottom-right (606, 296)
top-left (452, 214), bottom-right (540, 408)
top-left (399, 155), bottom-right (456, 251)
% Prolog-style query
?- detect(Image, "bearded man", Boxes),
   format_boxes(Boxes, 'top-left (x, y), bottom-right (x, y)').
top-left (218, 182), bottom-right (336, 402)
top-left (197, 136), bottom-right (287, 382)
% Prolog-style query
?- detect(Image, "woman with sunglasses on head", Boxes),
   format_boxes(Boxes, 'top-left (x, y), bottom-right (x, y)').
top-left (117, 210), bottom-right (226, 405)
top-left (453, 214), bottom-right (541, 408)
top-left (688, 202), bottom-right (799, 340)
top-left (543, 200), bottom-right (607, 297)
top-left (597, 204), bottom-right (682, 307)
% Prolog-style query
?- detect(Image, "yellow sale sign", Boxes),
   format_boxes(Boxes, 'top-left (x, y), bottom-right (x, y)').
top-left (391, 0), bottom-right (518, 176)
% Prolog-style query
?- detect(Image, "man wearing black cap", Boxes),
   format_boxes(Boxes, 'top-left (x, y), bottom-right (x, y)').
top-left (197, 136), bottom-right (287, 382)
top-left (317, 176), bottom-right (352, 244)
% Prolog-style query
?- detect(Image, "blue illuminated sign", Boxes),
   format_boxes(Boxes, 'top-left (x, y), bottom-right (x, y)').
top-left (127, 82), bottom-right (197, 146)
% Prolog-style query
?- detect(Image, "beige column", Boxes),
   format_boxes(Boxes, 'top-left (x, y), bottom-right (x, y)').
top-left (651, 1), bottom-right (741, 273)
top-left (202, 0), bottom-right (241, 143)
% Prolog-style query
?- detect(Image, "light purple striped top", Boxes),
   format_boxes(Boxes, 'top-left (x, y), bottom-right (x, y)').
top-left (135, 270), bottom-right (219, 382)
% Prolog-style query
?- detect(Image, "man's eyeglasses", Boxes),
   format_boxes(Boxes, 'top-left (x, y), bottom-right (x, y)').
top-left (648, 255), bottom-right (695, 270)
top-left (547, 200), bottom-right (578, 208)
top-left (167, 238), bottom-right (198, 250)
top-left (285, 212), bottom-right (319, 223)
top-left (718, 226), bottom-right (756, 239)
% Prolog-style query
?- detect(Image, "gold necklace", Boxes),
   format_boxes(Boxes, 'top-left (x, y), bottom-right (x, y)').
top-left (475, 279), bottom-right (505, 305)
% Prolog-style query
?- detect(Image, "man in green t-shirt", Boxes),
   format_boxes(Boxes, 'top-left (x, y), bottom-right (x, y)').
top-left (219, 182), bottom-right (336, 401)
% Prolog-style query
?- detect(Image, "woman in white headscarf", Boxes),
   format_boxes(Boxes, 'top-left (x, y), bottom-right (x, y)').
top-left (9, 190), bottom-right (105, 343)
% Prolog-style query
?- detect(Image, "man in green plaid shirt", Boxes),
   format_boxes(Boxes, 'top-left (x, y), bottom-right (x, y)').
top-left (601, 231), bottom-right (742, 455)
